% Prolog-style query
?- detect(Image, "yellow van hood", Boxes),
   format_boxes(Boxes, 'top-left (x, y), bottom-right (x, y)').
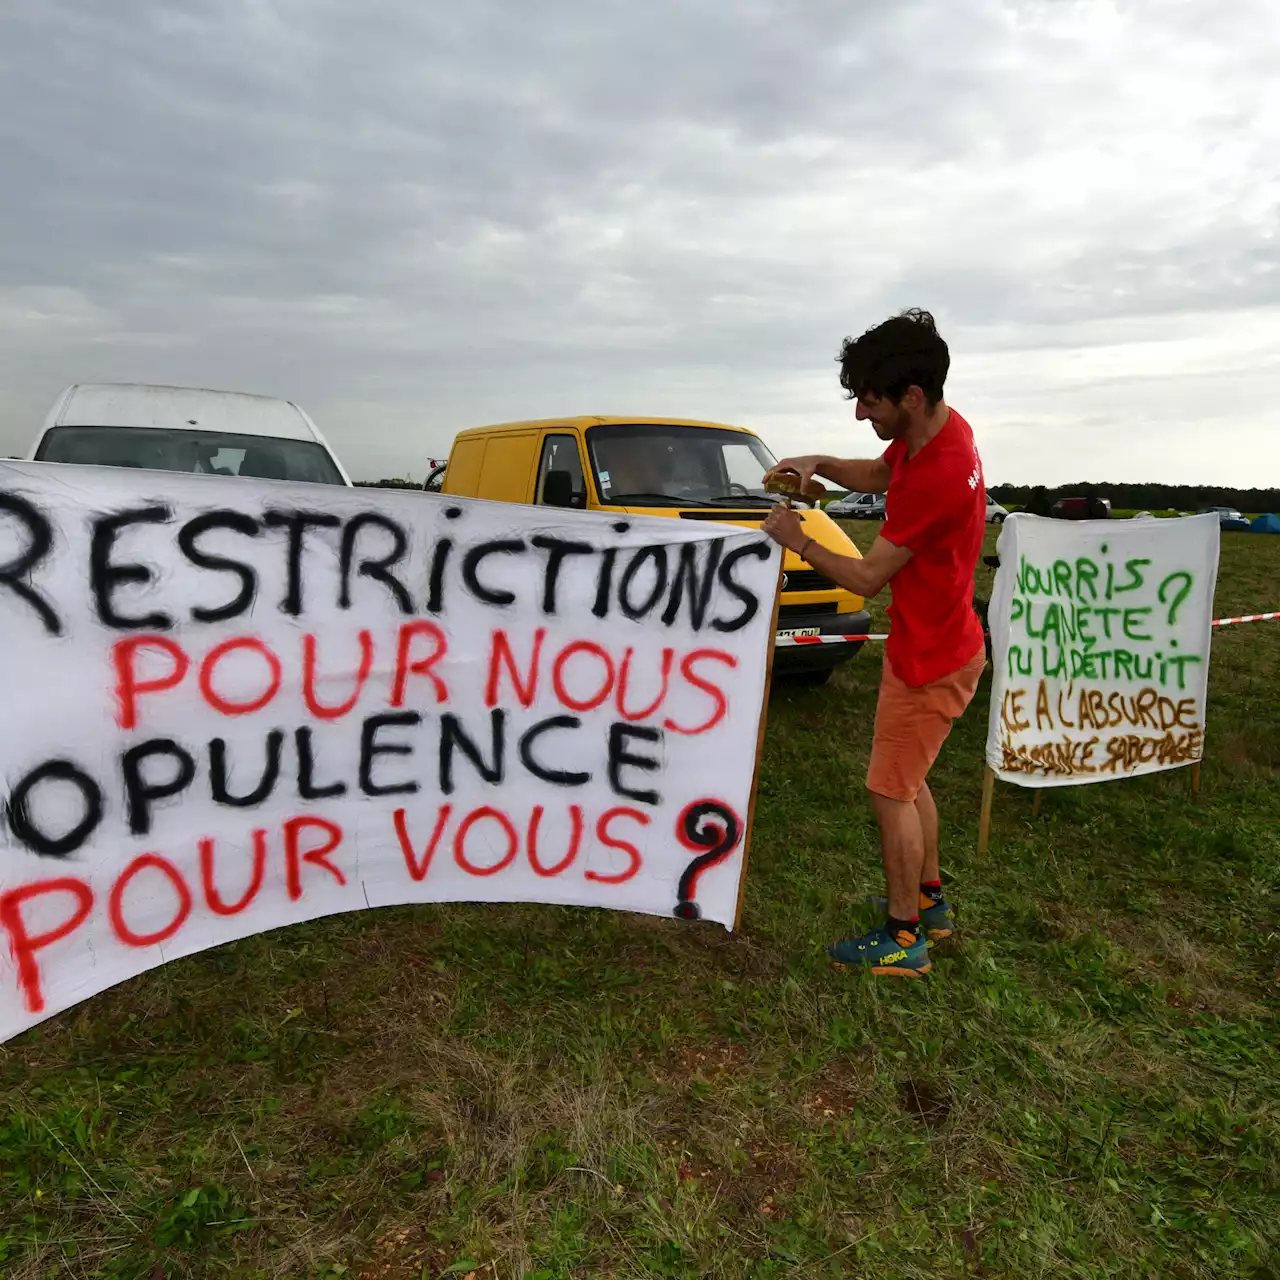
top-left (612, 503), bottom-right (865, 612)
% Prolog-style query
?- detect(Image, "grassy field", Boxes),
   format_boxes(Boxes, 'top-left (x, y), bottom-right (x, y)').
top-left (2, 523), bottom-right (1278, 1279)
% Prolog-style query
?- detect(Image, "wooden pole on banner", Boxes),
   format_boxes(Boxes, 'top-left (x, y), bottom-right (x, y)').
top-left (983, 757), bottom-right (1203, 856)
top-left (733, 537), bottom-right (788, 931)
top-left (977, 765), bottom-right (995, 857)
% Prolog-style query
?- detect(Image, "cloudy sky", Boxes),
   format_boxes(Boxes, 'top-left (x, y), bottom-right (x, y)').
top-left (2, 0), bottom-right (1278, 487)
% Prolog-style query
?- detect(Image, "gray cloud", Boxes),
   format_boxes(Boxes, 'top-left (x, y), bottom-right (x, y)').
top-left (2, 0), bottom-right (1279, 486)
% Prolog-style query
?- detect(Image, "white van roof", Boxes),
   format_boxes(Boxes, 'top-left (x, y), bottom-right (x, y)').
top-left (51, 383), bottom-right (316, 442)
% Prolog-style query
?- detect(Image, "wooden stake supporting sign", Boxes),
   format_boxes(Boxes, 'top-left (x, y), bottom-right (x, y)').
top-left (977, 765), bottom-right (996, 858)
top-left (977, 754), bottom-right (1207, 856)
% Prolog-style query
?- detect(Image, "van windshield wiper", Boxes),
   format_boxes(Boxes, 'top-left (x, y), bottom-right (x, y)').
top-left (703, 494), bottom-right (778, 507)
top-left (605, 492), bottom-right (719, 507)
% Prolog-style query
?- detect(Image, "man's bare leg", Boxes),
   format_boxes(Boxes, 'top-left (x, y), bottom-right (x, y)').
top-left (913, 780), bottom-right (957, 938)
top-left (870, 792), bottom-right (927, 922)
top-left (827, 790), bottom-right (931, 974)
top-left (916, 780), bottom-right (940, 887)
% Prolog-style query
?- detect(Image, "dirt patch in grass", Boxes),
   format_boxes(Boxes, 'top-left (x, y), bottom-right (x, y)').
top-left (665, 1040), bottom-right (751, 1080)
top-left (899, 1077), bottom-right (952, 1128)
top-left (358, 1228), bottom-right (453, 1280)
top-left (798, 1052), bottom-right (878, 1126)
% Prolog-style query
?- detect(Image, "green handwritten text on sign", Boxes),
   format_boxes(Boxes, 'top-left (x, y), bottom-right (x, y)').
top-left (984, 515), bottom-right (1220, 788)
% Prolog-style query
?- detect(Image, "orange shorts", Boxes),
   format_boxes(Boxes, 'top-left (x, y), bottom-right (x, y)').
top-left (866, 647), bottom-right (987, 802)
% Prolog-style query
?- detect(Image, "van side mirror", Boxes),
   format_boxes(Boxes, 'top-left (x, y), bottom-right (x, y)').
top-left (542, 470), bottom-right (576, 508)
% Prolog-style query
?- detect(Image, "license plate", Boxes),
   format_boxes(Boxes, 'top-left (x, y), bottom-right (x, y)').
top-left (777, 627), bottom-right (820, 639)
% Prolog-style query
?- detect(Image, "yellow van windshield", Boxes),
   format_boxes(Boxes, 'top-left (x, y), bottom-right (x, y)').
top-left (586, 424), bottom-right (778, 507)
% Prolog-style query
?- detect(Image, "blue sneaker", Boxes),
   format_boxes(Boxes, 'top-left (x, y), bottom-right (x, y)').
top-left (827, 926), bottom-right (932, 978)
top-left (866, 896), bottom-right (956, 944)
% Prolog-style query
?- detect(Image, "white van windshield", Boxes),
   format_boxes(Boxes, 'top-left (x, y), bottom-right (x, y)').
top-left (587, 424), bottom-right (778, 506)
top-left (35, 426), bottom-right (346, 486)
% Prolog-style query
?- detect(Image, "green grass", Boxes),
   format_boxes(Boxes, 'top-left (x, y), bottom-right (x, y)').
top-left (3, 525), bottom-right (1279, 1279)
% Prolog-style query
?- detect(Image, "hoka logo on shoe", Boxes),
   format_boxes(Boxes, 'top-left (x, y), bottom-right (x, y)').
top-left (882, 949), bottom-right (908, 963)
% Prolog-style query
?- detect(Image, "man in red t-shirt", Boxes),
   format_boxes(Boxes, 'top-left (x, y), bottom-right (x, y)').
top-left (762, 309), bottom-right (986, 978)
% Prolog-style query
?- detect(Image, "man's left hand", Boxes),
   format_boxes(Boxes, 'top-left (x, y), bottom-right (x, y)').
top-left (761, 504), bottom-right (808, 554)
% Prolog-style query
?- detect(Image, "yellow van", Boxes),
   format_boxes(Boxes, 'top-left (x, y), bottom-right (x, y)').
top-left (441, 416), bottom-right (871, 684)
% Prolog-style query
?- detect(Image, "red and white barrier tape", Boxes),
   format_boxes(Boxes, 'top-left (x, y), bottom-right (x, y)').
top-left (1212, 611), bottom-right (1280, 627)
top-left (776, 633), bottom-right (885, 647)
top-left (776, 611), bottom-right (1280, 646)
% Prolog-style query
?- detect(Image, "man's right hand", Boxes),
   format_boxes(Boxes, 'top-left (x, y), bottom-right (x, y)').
top-left (764, 455), bottom-right (828, 488)
top-left (768, 454), bottom-right (892, 497)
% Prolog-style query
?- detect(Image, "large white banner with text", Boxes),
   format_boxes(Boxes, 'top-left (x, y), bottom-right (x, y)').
top-left (985, 513), bottom-right (1219, 787)
top-left (0, 462), bottom-right (779, 1042)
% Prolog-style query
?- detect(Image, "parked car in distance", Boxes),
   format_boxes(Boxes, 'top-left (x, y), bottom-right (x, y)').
top-left (825, 492), bottom-right (862, 516)
top-left (1197, 506), bottom-right (1251, 531)
top-left (1051, 495), bottom-right (1111, 520)
top-left (29, 383), bottom-right (352, 486)
top-left (828, 491), bottom-right (885, 519)
top-left (986, 494), bottom-right (1007, 523)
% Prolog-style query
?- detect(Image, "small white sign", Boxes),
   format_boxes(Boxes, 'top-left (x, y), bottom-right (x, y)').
top-left (985, 513), bottom-right (1219, 787)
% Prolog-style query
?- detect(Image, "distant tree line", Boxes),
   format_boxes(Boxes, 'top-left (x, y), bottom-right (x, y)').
top-left (355, 477), bottom-right (427, 490)
top-left (988, 483), bottom-right (1280, 514)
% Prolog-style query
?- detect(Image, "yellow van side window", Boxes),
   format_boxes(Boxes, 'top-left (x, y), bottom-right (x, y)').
top-left (536, 434), bottom-right (586, 509)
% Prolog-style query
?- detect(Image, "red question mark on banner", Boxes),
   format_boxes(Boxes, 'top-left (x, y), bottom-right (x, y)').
top-left (673, 799), bottom-right (743, 921)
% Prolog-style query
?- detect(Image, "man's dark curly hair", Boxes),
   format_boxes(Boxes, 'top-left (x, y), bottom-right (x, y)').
top-left (837, 308), bottom-right (950, 407)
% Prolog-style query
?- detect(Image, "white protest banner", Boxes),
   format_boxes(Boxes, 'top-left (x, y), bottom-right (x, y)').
top-left (0, 462), bottom-right (780, 1043)
top-left (985, 513), bottom-right (1219, 787)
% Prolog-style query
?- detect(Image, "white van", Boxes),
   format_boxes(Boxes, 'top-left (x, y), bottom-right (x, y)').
top-left (29, 383), bottom-right (352, 486)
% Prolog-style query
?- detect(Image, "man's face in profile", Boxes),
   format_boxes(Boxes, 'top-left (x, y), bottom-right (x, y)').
top-left (855, 392), bottom-right (912, 441)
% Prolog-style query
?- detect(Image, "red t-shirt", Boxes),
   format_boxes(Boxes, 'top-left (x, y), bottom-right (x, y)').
top-left (880, 408), bottom-right (986, 687)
